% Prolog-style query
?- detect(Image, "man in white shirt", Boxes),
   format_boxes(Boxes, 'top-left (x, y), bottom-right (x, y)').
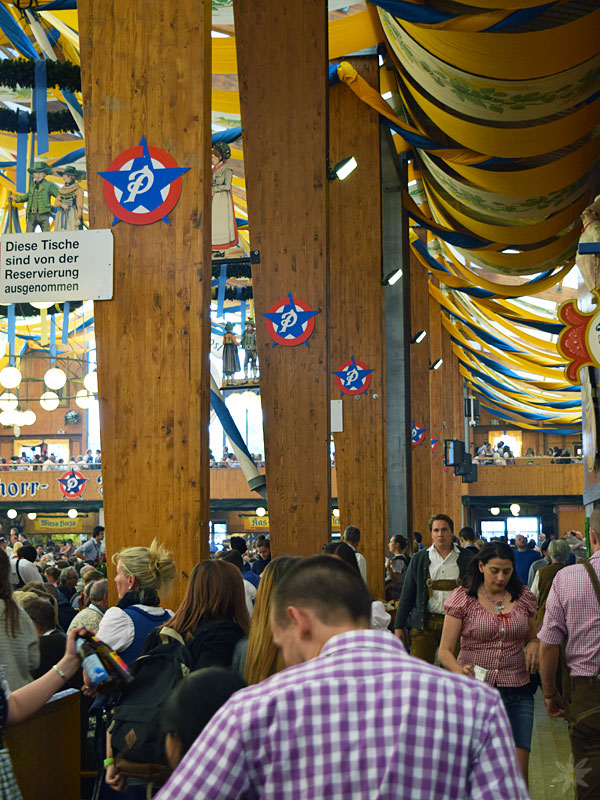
top-left (394, 514), bottom-right (472, 664)
top-left (343, 525), bottom-right (367, 584)
top-left (10, 545), bottom-right (44, 587)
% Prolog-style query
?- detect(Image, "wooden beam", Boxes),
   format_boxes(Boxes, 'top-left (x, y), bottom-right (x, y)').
top-left (409, 245), bottom-right (433, 544)
top-left (79, 1), bottom-right (212, 604)
top-left (329, 57), bottom-right (386, 596)
top-left (233, 0), bottom-right (331, 556)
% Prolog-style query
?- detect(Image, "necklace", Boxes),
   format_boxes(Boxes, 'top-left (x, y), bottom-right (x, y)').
top-left (480, 586), bottom-right (508, 614)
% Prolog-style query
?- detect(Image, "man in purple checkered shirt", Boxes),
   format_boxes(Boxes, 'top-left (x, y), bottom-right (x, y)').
top-left (156, 556), bottom-right (528, 800)
top-left (539, 509), bottom-right (600, 799)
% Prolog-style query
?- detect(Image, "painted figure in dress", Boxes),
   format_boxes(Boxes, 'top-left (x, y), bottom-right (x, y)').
top-left (211, 142), bottom-right (238, 257)
top-left (222, 322), bottom-right (240, 381)
top-left (54, 166), bottom-right (84, 231)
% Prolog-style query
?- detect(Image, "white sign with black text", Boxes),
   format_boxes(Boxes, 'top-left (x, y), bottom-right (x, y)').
top-left (0, 229), bottom-right (114, 303)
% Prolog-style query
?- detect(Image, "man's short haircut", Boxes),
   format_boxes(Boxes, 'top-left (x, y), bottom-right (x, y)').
top-left (413, 531), bottom-right (422, 544)
top-left (18, 545), bottom-right (37, 563)
top-left (229, 536), bottom-right (248, 555)
top-left (221, 549), bottom-right (244, 571)
top-left (59, 566), bottom-right (75, 582)
top-left (428, 514), bottom-right (454, 533)
top-left (459, 526), bottom-right (475, 542)
top-left (272, 555), bottom-right (371, 628)
top-left (92, 525), bottom-right (105, 538)
top-left (256, 535), bottom-right (270, 549)
top-left (89, 579), bottom-right (108, 603)
top-left (343, 525), bottom-right (361, 546)
top-left (23, 597), bottom-right (55, 633)
top-left (548, 539), bottom-right (571, 564)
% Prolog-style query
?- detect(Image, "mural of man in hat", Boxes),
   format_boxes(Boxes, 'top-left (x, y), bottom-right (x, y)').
top-left (241, 318), bottom-right (258, 379)
top-left (222, 321), bottom-right (241, 381)
top-left (54, 165), bottom-right (84, 231)
top-left (212, 141), bottom-right (238, 256)
top-left (10, 161), bottom-right (59, 232)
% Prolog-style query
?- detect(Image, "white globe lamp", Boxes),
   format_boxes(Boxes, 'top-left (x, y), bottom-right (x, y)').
top-left (75, 389), bottom-right (92, 409)
top-left (27, 512), bottom-right (36, 520)
top-left (44, 367), bottom-right (67, 390)
top-left (30, 301), bottom-right (55, 310)
top-left (40, 391), bottom-right (60, 411)
top-left (21, 409), bottom-right (36, 426)
top-left (83, 371), bottom-right (98, 394)
top-left (6, 509), bottom-right (17, 519)
top-left (0, 366), bottom-right (22, 389)
top-left (0, 392), bottom-right (17, 412)
top-left (67, 508), bottom-right (78, 519)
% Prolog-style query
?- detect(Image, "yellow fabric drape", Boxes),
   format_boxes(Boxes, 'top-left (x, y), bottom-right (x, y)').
top-left (436, 135), bottom-right (600, 198)
top-left (402, 74), bottom-right (600, 158)
top-left (422, 177), bottom-right (586, 246)
top-left (400, 9), bottom-right (600, 80)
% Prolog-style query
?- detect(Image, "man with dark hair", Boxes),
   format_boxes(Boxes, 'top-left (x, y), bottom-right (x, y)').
top-left (230, 535), bottom-right (259, 588)
top-left (23, 597), bottom-right (81, 690)
top-left (458, 527), bottom-right (478, 555)
top-left (251, 535), bottom-right (271, 577)
top-left (342, 524), bottom-right (367, 583)
top-left (394, 514), bottom-right (472, 664)
top-left (155, 555), bottom-right (527, 800)
top-left (74, 526), bottom-right (104, 565)
top-left (11, 544), bottom-right (43, 587)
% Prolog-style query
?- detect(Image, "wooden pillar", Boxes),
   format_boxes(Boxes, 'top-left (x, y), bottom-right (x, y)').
top-left (409, 245), bottom-right (432, 543)
top-left (79, 1), bottom-right (212, 604)
top-left (329, 57), bottom-right (386, 596)
top-left (428, 288), bottom-right (444, 516)
top-left (233, 0), bottom-right (331, 556)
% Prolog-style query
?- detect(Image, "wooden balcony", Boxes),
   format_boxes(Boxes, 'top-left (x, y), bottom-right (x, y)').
top-left (210, 466), bottom-right (338, 500)
top-left (464, 463), bottom-right (583, 499)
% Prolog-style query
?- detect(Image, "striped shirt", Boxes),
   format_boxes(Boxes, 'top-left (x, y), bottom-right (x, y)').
top-left (155, 629), bottom-right (528, 800)
top-left (444, 586), bottom-right (537, 687)
top-left (538, 550), bottom-right (600, 677)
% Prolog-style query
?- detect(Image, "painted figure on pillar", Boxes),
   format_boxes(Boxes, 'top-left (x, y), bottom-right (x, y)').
top-left (241, 319), bottom-right (258, 379)
top-left (10, 161), bottom-right (59, 232)
top-left (222, 322), bottom-right (241, 380)
top-left (211, 142), bottom-right (238, 256)
top-left (54, 166), bottom-right (84, 231)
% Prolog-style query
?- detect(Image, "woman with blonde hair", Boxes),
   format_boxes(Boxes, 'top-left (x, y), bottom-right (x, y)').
top-left (244, 556), bottom-right (300, 685)
top-left (96, 539), bottom-right (176, 665)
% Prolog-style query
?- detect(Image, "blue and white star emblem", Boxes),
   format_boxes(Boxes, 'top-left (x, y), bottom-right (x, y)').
top-left (263, 293), bottom-right (320, 347)
top-left (57, 468), bottom-right (88, 499)
top-left (99, 136), bottom-right (190, 226)
top-left (333, 356), bottom-right (374, 395)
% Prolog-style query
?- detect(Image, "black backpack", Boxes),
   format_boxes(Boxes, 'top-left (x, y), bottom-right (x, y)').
top-left (110, 627), bottom-right (192, 765)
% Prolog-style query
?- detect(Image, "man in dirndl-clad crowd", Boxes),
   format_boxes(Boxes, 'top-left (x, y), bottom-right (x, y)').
top-left (394, 514), bottom-right (472, 663)
top-left (539, 507), bottom-right (600, 800)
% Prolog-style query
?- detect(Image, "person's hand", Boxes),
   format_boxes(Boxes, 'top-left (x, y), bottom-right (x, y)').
top-left (543, 691), bottom-right (567, 718)
top-left (524, 641), bottom-right (539, 674)
top-left (105, 763), bottom-right (127, 792)
top-left (461, 664), bottom-right (475, 677)
top-left (394, 629), bottom-right (404, 643)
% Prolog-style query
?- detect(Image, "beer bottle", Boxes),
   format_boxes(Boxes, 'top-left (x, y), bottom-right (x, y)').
top-left (81, 631), bottom-right (134, 687)
top-left (76, 638), bottom-right (117, 694)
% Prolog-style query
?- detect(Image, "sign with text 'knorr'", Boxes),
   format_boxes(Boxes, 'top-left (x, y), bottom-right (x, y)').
top-left (0, 229), bottom-right (113, 303)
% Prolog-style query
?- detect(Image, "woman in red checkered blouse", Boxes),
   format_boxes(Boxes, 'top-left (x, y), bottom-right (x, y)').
top-left (439, 542), bottom-right (539, 789)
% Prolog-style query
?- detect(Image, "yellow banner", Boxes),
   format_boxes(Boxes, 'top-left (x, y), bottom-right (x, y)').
top-left (32, 517), bottom-right (85, 533)
top-left (242, 515), bottom-right (340, 531)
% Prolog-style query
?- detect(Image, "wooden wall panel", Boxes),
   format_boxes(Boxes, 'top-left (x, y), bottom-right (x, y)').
top-left (329, 57), bottom-right (385, 596)
top-left (233, 0), bottom-right (331, 557)
top-left (79, 1), bottom-right (212, 605)
top-left (557, 504), bottom-right (585, 535)
top-left (409, 247), bottom-right (432, 543)
top-left (467, 464), bottom-right (583, 497)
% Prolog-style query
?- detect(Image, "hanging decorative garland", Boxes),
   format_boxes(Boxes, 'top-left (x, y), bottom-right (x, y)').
top-left (0, 107), bottom-right (77, 133)
top-left (0, 59), bottom-right (81, 92)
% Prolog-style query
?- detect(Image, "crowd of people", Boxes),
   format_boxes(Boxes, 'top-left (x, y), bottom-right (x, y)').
top-left (0, 448), bottom-right (102, 472)
top-left (0, 517), bottom-right (597, 799)
top-left (209, 447), bottom-right (265, 469)
top-left (474, 440), bottom-right (580, 465)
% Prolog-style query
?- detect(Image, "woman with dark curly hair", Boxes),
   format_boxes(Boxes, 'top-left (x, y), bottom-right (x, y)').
top-left (438, 542), bottom-right (538, 788)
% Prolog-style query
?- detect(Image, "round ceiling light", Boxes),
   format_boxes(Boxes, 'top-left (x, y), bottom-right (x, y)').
top-left (40, 391), bottom-right (60, 411)
top-left (0, 366), bottom-right (22, 389)
top-left (44, 367), bottom-right (67, 390)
